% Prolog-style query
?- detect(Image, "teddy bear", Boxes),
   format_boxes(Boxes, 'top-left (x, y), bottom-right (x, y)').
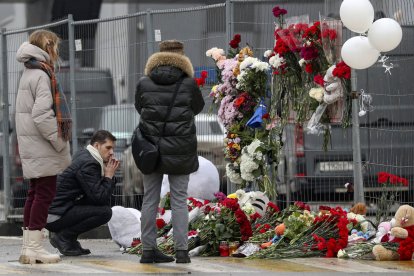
top-left (373, 204), bottom-right (414, 261)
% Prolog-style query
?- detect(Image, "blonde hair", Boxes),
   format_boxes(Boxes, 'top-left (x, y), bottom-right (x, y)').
top-left (29, 29), bottom-right (60, 64)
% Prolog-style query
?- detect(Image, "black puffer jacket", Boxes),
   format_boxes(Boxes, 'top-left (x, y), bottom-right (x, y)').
top-left (135, 51), bottom-right (205, 174)
top-left (48, 149), bottom-right (116, 216)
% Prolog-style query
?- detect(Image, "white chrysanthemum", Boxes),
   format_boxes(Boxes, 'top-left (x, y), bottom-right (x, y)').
top-left (263, 50), bottom-right (272, 58)
top-left (206, 47), bottom-right (218, 57)
top-left (247, 139), bottom-right (263, 155)
top-left (242, 203), bottom-right (256, 215)
top-left (226, 163), bottom-right (243, 184)
top-left (337, 249), bottom-right (346, 258)
top-left (251, 60), bottom-right (270, 72)
top-left (239, 57), bottom-right (256, 71)
top-left (269, 54), bottom-right (285, 68)
top-left (235, 189), bottom-right (246, 199)
top-left (298, 58), bottom-right (306, 67)
top-left (309, 87), bottom-right (324, 102)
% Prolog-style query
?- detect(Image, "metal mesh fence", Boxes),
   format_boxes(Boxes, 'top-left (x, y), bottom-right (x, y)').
top-left (1, 0), bottom-right (414, 221)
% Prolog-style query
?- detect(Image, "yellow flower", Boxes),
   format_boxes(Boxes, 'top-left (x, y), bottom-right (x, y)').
top-left (211, 85), bottom-right (218, 93)
top-left (232, 143), bottom-right (241, 150)
top-left (227, 193), bottom-right (238, 199)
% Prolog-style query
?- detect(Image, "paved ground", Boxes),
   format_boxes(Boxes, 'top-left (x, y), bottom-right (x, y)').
top-left (1, 236), bottom-right (414, 275)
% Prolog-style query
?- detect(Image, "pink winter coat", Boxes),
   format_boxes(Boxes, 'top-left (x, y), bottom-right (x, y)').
top-left (15, 42), bottom-right (71, 179)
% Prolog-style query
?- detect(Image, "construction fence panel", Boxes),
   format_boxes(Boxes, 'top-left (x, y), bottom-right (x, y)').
top-left (2, 0), bottom-right (414, 221)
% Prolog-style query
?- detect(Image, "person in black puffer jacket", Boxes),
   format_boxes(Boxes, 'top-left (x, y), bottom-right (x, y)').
top-left (46, 130), bottom-right (120, 256)
top-left (136, 40), bottom-right (204, 264)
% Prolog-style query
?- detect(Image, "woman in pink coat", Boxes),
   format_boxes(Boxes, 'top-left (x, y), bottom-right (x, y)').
top-left (15, 29), bottom-right (71, 264)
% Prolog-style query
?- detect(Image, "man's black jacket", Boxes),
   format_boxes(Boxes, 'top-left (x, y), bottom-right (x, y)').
top-left (48, 149), bottom-right (115, 216)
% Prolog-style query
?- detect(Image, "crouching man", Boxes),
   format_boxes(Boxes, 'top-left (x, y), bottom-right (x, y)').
top-left (46, 130), bottom-right (120, 256)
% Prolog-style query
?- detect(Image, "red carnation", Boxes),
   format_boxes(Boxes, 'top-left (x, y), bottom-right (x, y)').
top-left (377, 171), bottom-right (389, 184)
top-left (305, 63), bottom-right (313, 73)
top-left (233, 95), bottom-right (245, 108)
top-left (333, 61), bottom-right (351, 79)
top-left (314, 74), bottom-right (324, 87)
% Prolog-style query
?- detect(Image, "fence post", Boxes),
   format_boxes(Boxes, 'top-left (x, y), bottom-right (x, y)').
top-left (146, 9), bottom-right (154, 57)
top-left (225, 0), bottom-right (234, 54)
top-left (351, 69), bottom-right (364, 204)
top-left (68, 14), bottom-right (78, 153)
top-left (225, 0), bottom-right (235, 194)
top-left (0, 28), bottom-right (10, 221)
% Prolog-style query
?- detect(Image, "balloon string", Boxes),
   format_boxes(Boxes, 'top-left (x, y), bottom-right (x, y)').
top-left (358, 89), bottom-right (374, 117)
top-left (378, 55), bottom-right (394, 75)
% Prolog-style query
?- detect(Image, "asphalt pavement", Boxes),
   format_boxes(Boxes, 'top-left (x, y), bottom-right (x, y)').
top-left (1, 236), bottom-right (414, 275)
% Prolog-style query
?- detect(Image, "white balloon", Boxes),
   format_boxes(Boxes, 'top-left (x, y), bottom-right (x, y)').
top-left (341, 36), bottom-right (380, 70)
top-left (340, 0), bottom-right (374, 33)
top-left (368, 18), bottom-right (403, 52)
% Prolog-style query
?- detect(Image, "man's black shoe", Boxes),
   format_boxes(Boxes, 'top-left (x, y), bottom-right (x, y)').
top-left (139, 249), bottom-right (175, 263)
top-left (74, 240), bottom-right (91, 255)
top-left (175, 250), bottom-right (191, 263)
top-left (50, 232), bottom-right (84, 256)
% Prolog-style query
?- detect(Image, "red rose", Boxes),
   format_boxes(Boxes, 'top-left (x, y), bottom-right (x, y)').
top-left (229, 39), bottom-right (239, 49)
top-left (156, 218), bottom-right (166, 229)
top-left (262, 113), bottom-right (270, 119)
top-left (259, 228), bottom-right (266, 234)
top-left (272, 6), bottom-right (287, 18)
top-left (233, 34), bottom-right (241, 43)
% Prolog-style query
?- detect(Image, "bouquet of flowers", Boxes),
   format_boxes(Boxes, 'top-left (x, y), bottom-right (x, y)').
top-left (374, 171), bottom-right (409, 225)
top-left (207, 35), bottom-right (279, 194)
top-left (249, 206), bottom-right (349, 259)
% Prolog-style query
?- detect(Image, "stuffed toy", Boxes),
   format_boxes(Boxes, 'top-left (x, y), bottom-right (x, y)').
top-left (373, 205), bottom-right (414, 261)
top-left (323, 65), bottom-right (344, 105)
top-left (373, 219), bottom-right (396, 244)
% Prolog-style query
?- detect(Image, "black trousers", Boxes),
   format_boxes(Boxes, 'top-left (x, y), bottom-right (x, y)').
top-left (46, 205), bottom-right (112, 238)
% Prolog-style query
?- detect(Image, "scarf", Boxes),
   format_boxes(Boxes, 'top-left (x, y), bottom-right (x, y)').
top-left (24, 59), bottom-right (72, 141)
top-left (86, 145), bottom-right (104, 176)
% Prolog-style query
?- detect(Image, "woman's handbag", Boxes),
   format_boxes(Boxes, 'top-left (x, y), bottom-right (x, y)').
top-left (131, 128), bottom-right (159, 174)
top-left (131, 77), bottom-right (184, 174)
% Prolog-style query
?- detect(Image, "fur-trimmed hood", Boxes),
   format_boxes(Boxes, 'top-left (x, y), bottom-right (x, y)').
top-left (144, 52), bottom-right (194, 78)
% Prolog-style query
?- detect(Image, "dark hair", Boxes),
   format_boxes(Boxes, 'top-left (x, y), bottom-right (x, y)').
top-left (90, 130), bottom-right (116, 145)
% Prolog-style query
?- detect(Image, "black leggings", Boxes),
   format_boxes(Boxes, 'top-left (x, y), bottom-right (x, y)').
top-left (46, 205), bottom-right (112, 237)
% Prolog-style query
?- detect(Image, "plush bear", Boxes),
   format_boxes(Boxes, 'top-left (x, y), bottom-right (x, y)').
top-left (373, 205), bottom-right (414, 261)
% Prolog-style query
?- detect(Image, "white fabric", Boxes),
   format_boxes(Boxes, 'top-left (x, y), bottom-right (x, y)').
top-left (108, 206), bottom-right (142, 248)
top-left (86, 145), bottom-right (104, 176)
top-left (160, 156), bottom-right (220, 200)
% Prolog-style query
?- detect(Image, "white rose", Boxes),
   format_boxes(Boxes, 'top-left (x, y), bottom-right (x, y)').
top-left (309, 87), bottom-right (324, 102)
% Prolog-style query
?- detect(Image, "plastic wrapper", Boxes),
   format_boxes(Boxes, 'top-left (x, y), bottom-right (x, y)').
top-left (231, 242), bottom-right (261, 257)
top-left (306, 103), bottom-right (328, 135)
